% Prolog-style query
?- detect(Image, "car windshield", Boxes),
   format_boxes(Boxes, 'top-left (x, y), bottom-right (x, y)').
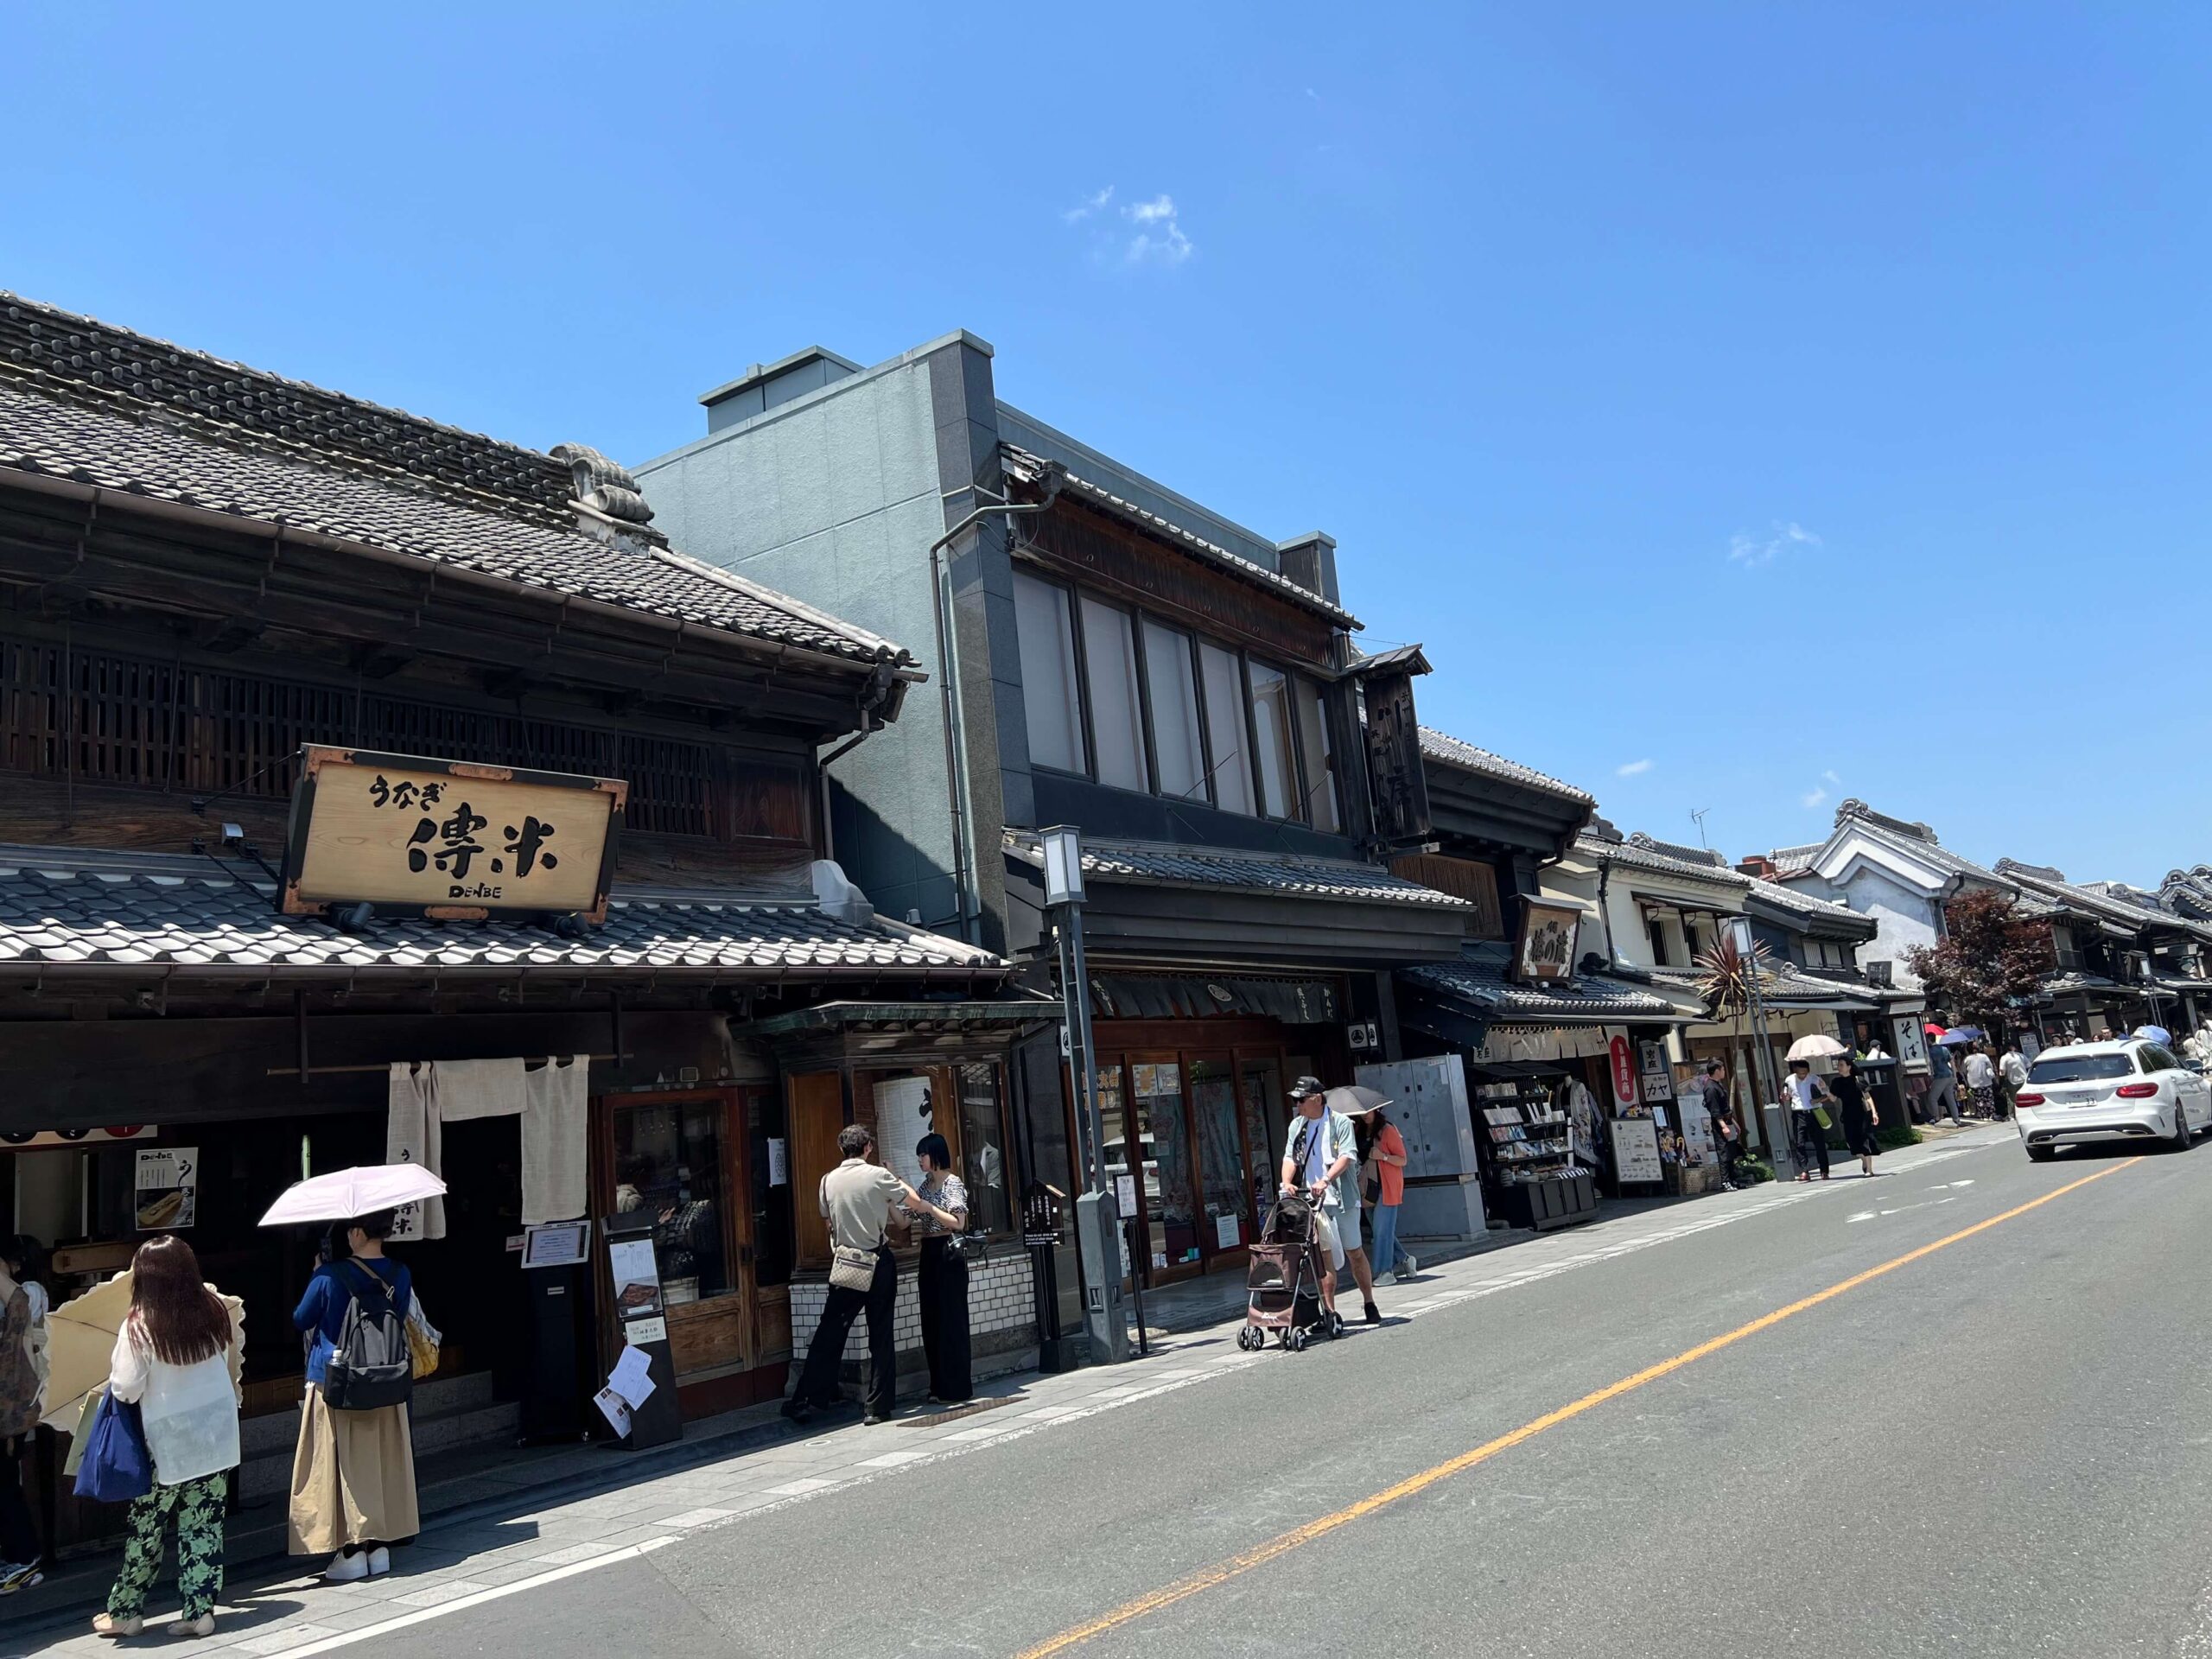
top-left (2027, 1053), bottom-right (2137, 1084)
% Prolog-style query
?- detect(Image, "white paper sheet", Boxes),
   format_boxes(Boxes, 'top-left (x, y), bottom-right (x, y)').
top-left (610, 1344), bottom-right (657, 1408)
top-left (592, 1385), bottom-right (632, 1438)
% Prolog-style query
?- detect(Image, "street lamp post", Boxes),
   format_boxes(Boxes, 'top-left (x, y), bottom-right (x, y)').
top-left (1040, 826), bottom-right (1132, 1364)
top-left (1729, 916), bottom-right (1783, 1170)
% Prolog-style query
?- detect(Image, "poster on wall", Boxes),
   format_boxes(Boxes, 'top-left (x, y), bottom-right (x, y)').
top-left (1609, 1118), bottom-right (1663, 1184)
top-left (608, 1236), bottom-right (664, 1319)
top-left (134, 1147), bottom-right (197, 1231)
top-left (1678, 1109), bottom-right (1715, 1166)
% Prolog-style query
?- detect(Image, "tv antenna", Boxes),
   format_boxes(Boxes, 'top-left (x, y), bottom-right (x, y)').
top-left (1689, 806), bottom-right (1711, 849)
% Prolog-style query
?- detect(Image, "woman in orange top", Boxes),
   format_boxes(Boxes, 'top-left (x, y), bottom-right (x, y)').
top-left (1363, 1109), bottom-right (1418, 1283)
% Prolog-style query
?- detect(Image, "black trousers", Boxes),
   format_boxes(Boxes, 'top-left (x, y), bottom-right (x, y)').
top-left (918, 1238), bottom-right (973, 1403)
top-left (1793, 1110), bottom-right (1831, 1177)
top-left (0, 1435), bottom-right (39, 1565)
top-left (795, 1246), bottom-right (897, 1417)
top-left (1709, 1122), bottom-right (1740, 1184)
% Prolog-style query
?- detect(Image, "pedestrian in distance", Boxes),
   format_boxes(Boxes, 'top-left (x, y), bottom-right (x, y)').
top-left (1327, 1116), bottom-right (1382, 1323)
top-left (1689, 1060), bottom-right (1743, 1188)
top-left (289, 1210), bottom-right (418, 1582)
top-left (1362, 1110), bottom-right (1415, 1292)
top-left (1783, 1058), bottom-right (1834, 1181)
top-left (907, 1132), bottom-right (973, 1405)
top-left (1280, 1077), bottom-right (1363, 1325)
top-left (1831, 1056), bottom-right (1881, 1177)
top-left (1999, 1041), bottom-right (2030, 1118)
top-left (786, 1123), bottom-right (920, 1426)
top-left (0, 1236), bottom-right (45, 1597)
top-left (1962, 1043), bottom-right (1997, 1121)
top-left (92, 1235), bottom-right (243, 1640)
top-left (1926, 1034), bottom-right (1964, 1126)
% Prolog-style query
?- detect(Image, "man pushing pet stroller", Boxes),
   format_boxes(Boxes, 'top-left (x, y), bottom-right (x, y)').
top-left (1279, 1077), bottom-right (1363, 1326)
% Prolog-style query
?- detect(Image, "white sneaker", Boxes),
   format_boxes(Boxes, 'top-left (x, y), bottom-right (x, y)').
top-left (1402, 1253), bottom-right (1419, 1277)
top-left (322, 1551), bottom-right (370, 1583)
top-left (367, 1548), bottom-right (391, 1577)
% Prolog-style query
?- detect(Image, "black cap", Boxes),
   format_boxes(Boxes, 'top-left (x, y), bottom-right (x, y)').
top-left (1289, 1076), bottom-right (1325, 1100)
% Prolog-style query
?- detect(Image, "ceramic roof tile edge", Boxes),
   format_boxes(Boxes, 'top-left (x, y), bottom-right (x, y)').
top-left (0, 290), bottom-right (568, 513)
top-left (1626, 831), bottom-right (1727, 868)
top-left (0, 369), bottom-right (913, 670)
top-left (1347, 643), bottom-right (1432, 677)
top-left (1994, 858), bottom-right (2212, 939)
top-left (1002, 831), bottom-right (1471, 909)
top-left (1744, 875), bottom-right (1877, 929)
top-left (1001, 443), bottom-right (1360, 629)
top-left (1574, 833), bottom-right (1751, 890)
top-left (1416, 727), bottom-right (1594, 805)
top-left (1835, 812), bottom-right (2011, 887)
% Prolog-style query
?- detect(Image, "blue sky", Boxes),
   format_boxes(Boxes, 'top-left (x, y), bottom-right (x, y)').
top-left (7, 5), bottom-right (2205, 884)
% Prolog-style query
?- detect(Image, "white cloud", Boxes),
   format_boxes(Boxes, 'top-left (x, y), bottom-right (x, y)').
top-left (1122, 194), bottom-right (1193, 265)
top-left (1728, 521), bottom-right (1822, 569)
top-left (1802, 785), bottom-right (1829, 810)
top-left (1062, 185), bottom-right (1115, 224)
top-left (1821, 769), bottom-right (1841, 785)
top-left (1617, 758), bottom-right (1654, 777)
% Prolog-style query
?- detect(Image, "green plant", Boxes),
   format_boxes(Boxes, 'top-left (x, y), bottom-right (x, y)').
top-left (1733, 1155), bottom-right (1775, 1185)
top-left (1875, 1121), bottom-right (1923, 1151)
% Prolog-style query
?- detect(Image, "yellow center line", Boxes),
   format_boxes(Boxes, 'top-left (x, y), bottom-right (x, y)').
top-left (1017, 1156), bottom-right (2141, 1658)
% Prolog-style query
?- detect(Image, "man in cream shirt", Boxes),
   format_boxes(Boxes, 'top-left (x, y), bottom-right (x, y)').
top-left (786, 1123), bottom-right (922, 1425)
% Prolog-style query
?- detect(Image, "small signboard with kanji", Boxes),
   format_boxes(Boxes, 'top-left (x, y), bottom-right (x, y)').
top-left (282, 746), bottom-right (626, 922)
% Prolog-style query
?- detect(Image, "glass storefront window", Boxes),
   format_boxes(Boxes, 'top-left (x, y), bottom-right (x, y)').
top-left (957, 1062), bottom-right (1011, 1233)
top-left (612, 1101), bottom-right (730, 1306)
top-left (1190, 1058), bottom-right (1247, 1252)
top-left (1131, 1061), bottom-right (1197, 1269)
top-left (1238, 1057), bottom-right (1285, 1235)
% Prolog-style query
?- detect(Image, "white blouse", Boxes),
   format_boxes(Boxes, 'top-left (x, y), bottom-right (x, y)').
top-left (109, 1306), bottom-right (244, 1487)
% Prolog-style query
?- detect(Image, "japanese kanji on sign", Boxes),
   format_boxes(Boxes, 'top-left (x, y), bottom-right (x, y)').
top-left (281, 746), bottom-right (626, 922)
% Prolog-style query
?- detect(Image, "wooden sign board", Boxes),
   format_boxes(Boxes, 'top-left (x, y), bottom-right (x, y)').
top-left (283, 746), bottom-right (625, 922)
top-left (1512, 899), bottom-right (1582, 983)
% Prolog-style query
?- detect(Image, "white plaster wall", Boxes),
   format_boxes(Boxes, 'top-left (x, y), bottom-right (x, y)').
top-left (1837, 865), bottom-right (1940, 987)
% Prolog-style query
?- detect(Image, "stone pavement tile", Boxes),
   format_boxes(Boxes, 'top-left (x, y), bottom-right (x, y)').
top-left (228, 1623), bottom-right (344, 1656)
top-left (391, 1579), bottom-right (493, 1610)
top-left (1023, 1404), bottom-right (1083, 1421)
top-left (856, 1449), bottom-right (930, 1468)
top-left (764, 1476), bottom-right (835, 1497)
top-left (657, 1506), bottom-right (745, 1527)
top-left (532, 1540), bottom-right (626, 1567)
top-left (466, 1560), bottom-right (562, 1588)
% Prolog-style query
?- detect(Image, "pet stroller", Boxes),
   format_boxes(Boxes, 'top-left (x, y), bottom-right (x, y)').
top-left (1236, 1191), bottom-right (1341, 1351)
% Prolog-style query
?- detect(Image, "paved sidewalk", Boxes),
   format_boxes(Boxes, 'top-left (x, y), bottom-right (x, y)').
top-left (5, 1126), bottom-right (2011, 1657)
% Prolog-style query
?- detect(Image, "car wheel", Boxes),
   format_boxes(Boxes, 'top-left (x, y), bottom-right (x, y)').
top-left (2025, 1143), bottom-right (2056, 1163)
top-left (2169, 1105), bottom-right (2193, 1153)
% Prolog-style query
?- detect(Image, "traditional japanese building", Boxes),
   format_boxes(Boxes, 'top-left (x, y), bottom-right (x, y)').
top-left (0, 294), bottom-right (1039, 1548)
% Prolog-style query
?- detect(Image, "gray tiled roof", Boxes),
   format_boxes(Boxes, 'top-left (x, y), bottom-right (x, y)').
top-left (1647, 962), bottom-right (1891, 1010)
top-left (1832, 804), bottom-right (2008, 887)
top-left (0, 849), bottom-right (1001, 982)
top-left (1766, 843), bottom-right (1822, 874)
top-left (1402, 941), bottom-right (1677, 1021)
top-left (2038, 970), bottom-right (2125, 997)
top-left (1005, 834), bottom-right (1469, 909)
top-left (1745, 876), bottom-right (1877, 932)
top-left (0, 304), bottom-right (911, 668)
top-left (1997, 859), bottom-right (2212, 939)
top-left (1574, 832), bottom-right (1751, 892)
top-left (1418, 728), bottom-right (1595, 805)
top-left (1001, 443), bottom-right (1360, 629)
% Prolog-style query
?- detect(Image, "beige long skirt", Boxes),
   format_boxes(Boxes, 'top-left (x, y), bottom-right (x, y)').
top-left (288, 1389), bottom-right (420, 1554)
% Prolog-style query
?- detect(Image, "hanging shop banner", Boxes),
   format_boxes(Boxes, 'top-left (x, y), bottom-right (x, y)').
top-left (1606, 1031), bottom-right (1640, 1112)
top-left (1637, 1039), bottom-right (1674, 1104)
top-left (283, 746), bottom-right (626, 923)
top-left (1512, 899), bottom-right (1583, 983)
top-left (1609, 1117), bottom-right (1663, 1185)
top-left (1891, 1016), bottom-right (1930, 1071)
top-left (134, 1146), bottom-right (198, 1231)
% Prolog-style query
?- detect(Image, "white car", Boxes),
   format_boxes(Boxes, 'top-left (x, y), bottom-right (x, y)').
top-left (2012, 1038), bottom-right (2212, 1161)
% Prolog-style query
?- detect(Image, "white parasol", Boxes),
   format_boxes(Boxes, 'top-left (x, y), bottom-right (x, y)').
top-left (258, 1164), bottom-right (448, 1227)
top-left (1785, 1034), bottom-right (1849, 1062)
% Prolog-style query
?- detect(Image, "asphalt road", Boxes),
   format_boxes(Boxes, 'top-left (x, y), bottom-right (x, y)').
top-left (245, 1136), bottom-right (2212, 1656)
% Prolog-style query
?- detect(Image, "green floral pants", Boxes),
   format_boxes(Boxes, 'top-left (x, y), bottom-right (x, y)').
top-left (106, 1473), bottom-right (226, 1621)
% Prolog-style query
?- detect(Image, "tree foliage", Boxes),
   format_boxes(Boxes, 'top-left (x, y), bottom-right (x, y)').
top-left (1904, 888), bottom-right (2053, 1032)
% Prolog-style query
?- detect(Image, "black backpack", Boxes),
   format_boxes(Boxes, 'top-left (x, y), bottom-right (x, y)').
top-left (321, 1261), bottom-right (413, 1412)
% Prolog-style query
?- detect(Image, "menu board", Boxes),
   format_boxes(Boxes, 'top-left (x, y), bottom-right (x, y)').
top-left (1609, 1119), bottom-right (1663, 1185)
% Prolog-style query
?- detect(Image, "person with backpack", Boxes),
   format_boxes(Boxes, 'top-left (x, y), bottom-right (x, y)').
top-left (289, 1210), bottom-right (418, 1581)
top-left (91, 1236), bottom-right (244, 1639)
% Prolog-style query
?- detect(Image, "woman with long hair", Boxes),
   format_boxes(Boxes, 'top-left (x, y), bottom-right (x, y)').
top-left (92, 1236), bottom-right (242, 1640)
top-left (289, 1209), bottom-right (418, 1581)
top-left (906, 1133), bottom-right (973, 1404)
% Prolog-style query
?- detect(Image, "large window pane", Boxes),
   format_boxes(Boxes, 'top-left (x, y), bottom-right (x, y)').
top-left (612, 1101), bottom-right (729, 1305)
top-left (1198, 642), bottom-right (1255, 815)
top-left (1294, 676), bottom-right (1340, 832)
top-left (956, 1062), bottom-right (1011, 1234)
top-left (1081, 596), bottom-right (1147, 791)
top-left (1248, 661), bottom-right (1297, 819)
top-left (1131, 1060), bottom-right (1197, 1270)
top-left (1191, 1058), bottom-right (1247, 1254)
top-left (1142, 620), bottom-right (1205, 800)
top-left (1013, 572), bottom-right (1083, 773)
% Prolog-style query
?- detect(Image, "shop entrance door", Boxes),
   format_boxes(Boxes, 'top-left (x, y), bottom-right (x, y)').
top-left (1189, 1054), bottom-right (1251, 1267)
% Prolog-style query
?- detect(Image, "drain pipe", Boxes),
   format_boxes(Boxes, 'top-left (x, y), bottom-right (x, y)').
top-left (927, 465), bottom-right (1065, 944)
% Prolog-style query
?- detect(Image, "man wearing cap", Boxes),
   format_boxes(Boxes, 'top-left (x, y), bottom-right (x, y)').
top-left (1279, 1077), bottom-right (1366, 1325)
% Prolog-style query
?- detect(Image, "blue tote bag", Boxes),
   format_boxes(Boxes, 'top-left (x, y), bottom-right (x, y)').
top-left (73, 1387), bottom-right (154, 1503)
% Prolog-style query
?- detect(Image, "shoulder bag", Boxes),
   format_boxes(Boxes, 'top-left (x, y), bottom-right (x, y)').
top-left (73, 1385), bottom-right (153, 1504)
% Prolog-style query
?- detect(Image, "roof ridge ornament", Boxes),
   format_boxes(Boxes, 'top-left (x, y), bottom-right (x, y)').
top-left (550, 442), bottom-right (664, 552)
top-left (1835, 798), bottom-right (1936, 841)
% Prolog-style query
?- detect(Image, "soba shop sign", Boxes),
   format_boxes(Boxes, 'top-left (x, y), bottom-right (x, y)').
top-left (1512, 899), bottom-right (1583, 983)
top-left (283, 746), bottom-right (626, 923)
